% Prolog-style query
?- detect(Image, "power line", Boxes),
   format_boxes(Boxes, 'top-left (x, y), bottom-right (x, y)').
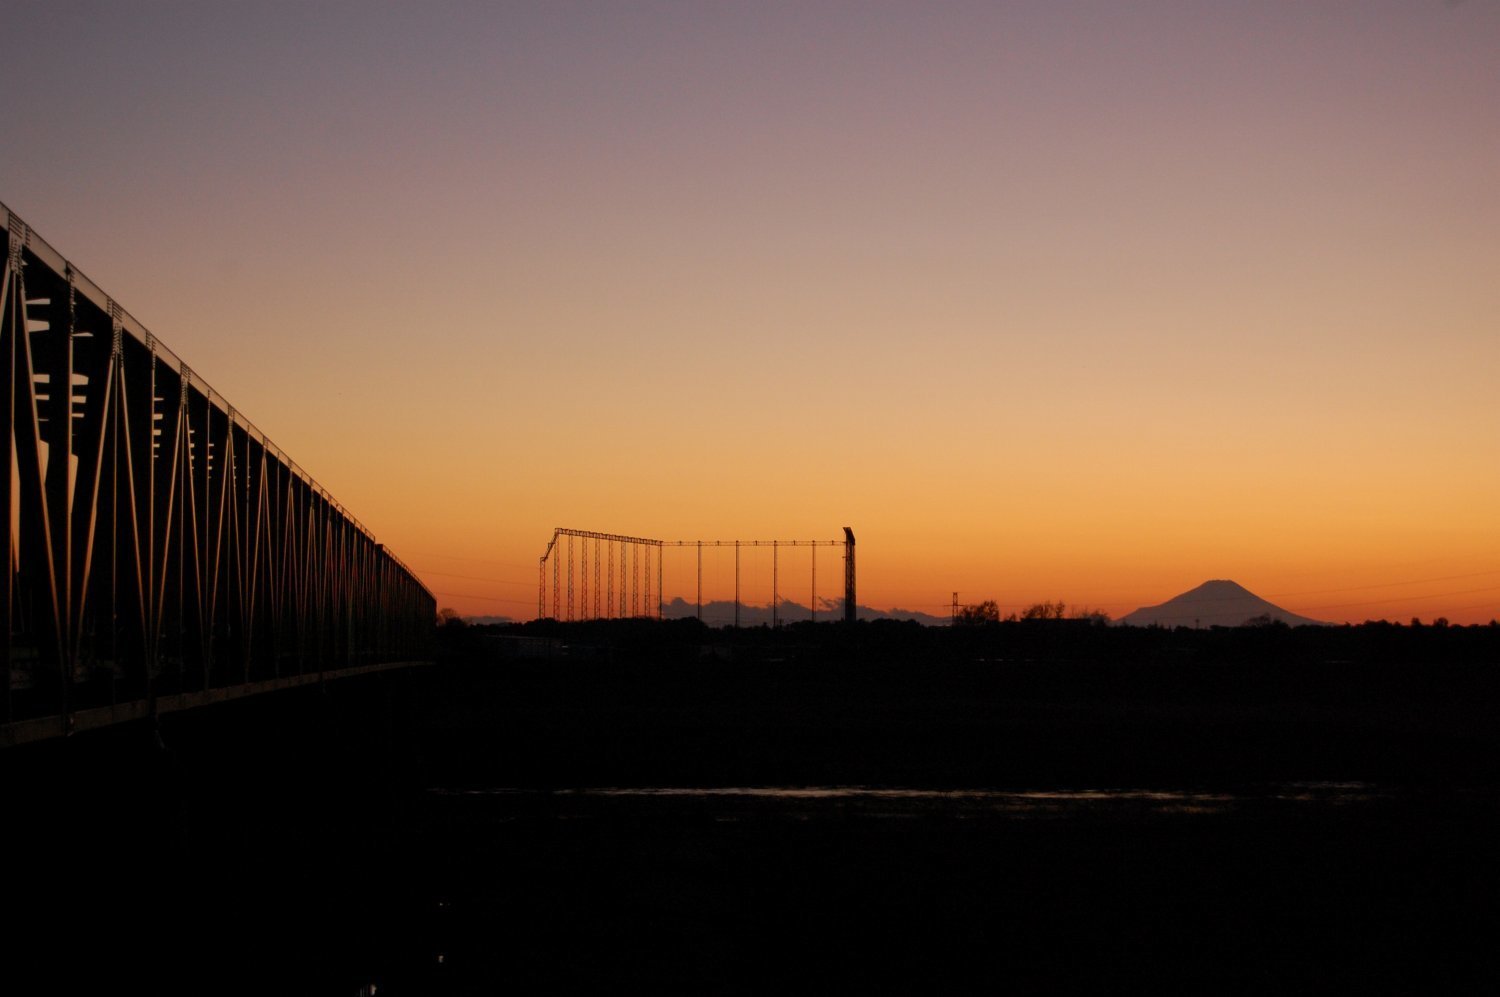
top-left (1269, 569), bottom-right (1500, 598)
top-left (1443, 601), bottom-right (1500, 614)
top-left (1294, 584), bottom-right (1500, 613)
top-left (404, 550), bottom-right (536, 571)
top-left (411, 568), bottom-right (532, 587)
top-left (431, 590), bottom-right (535, 607)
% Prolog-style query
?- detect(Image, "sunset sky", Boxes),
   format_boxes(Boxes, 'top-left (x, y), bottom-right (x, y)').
top-left (4, 1), bottom-right (1497, 623)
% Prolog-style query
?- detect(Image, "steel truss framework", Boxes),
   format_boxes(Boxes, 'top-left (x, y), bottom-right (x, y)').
top-left (538, 527), bottom-right (857, 626)
top-left (2, 203), bottom-right (434, 741)
top-left (539, 529), bottom-right (663, 623)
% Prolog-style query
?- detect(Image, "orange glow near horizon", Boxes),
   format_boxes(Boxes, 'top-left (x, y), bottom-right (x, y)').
top-left (4, 4), bottom-right (1496, 625)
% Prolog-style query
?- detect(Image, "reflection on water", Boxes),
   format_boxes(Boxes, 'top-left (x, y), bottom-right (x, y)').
top-left (343, 780), bottom-right (1498, 993)
top-left (430, 781), bottom-right (1389, 819)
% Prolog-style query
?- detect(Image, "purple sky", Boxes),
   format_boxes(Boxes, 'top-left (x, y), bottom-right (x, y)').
top-left (4, 1), bottom-right (1497, 621)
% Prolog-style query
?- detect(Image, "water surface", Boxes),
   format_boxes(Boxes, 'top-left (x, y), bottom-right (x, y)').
top-left (324, 780), bottom-right (1499, 994)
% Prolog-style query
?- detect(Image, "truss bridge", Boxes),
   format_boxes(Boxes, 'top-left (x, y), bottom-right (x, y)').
top-left (2, 202), bottom-right (434, 746)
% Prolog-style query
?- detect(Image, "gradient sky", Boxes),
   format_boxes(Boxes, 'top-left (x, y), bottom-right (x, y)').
top-left (4, 1), bottom-right (1497, 623)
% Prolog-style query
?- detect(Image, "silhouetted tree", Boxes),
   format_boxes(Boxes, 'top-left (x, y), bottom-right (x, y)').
top-left (955, 600), bottom-right (1001, 625)
top-left (1020, 601), bottom-right (1066, 621)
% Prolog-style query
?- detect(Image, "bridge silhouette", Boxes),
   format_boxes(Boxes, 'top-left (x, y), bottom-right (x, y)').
top-left (1, 202), bottom-right (434, 747)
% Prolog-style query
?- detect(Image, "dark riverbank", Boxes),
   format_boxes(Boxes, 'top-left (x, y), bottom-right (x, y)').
top-left (410, 658), bottom-right (1500, 791)
top-left (5, 622), bottom-right (1499, 993)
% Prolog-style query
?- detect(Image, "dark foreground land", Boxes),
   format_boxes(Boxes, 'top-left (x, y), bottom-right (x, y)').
top-left (5, 620), bottom-right (1500, 994)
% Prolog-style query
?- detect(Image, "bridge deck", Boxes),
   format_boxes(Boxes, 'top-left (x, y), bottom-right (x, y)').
top-left (1, 658), bottom-right (433, 748)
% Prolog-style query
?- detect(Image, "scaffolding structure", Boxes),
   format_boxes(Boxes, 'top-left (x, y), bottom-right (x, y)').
top-left (538, 529), bottom-right (663, 622)
top-left (537, 527), bottom-right (857, 626)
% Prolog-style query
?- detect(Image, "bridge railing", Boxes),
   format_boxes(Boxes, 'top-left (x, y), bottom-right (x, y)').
top-left (2, 201), bottom-right (435, 741)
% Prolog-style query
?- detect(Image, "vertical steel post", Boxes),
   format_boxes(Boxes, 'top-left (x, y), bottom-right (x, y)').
top-left (696, 541), bottom-right (702, 621)
top-left (734, 541), bottom-right (740, 629)
top-left (62, 268), bottom-right (76, 714)
top-left (175, 362), bottom-right (188, 693)
top-left (843, 527), bottom-right (856, 624)
top-left (147, 335), bottom-right (158, 691)
top-left (109, 309), bottom-right (121, 703)
top-left (2, 222), bottom-right (18, 723)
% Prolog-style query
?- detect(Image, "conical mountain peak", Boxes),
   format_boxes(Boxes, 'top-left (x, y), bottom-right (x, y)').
top-left (1120, 580), bottom-right (1328, 628)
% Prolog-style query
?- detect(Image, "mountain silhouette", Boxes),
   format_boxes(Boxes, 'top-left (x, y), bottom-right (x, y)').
top-left (1118, 580), bottom-right (1329, 628)
top-left (662, 597), bottom-right (947, 627)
